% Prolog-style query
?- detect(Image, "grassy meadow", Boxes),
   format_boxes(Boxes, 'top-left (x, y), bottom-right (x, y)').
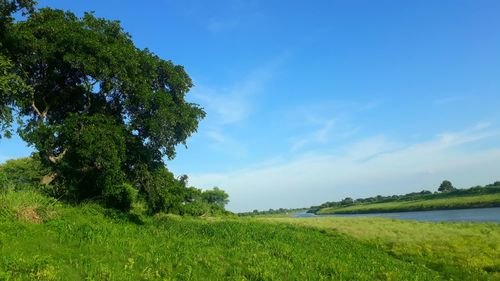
top-left (316, 193), bottom-right (500, 214)
top-left (0, 191), bottom-right (466, 280)
top-left (261, 216), bottom-right (500, 280)
top-left (1, 191), bottom-right (499, 280)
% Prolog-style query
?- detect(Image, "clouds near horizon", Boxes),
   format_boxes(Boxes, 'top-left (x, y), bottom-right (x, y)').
top-left (189, 124), bottom-right (500, 212)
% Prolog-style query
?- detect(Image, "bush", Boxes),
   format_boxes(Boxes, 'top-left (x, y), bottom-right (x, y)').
top-left (103, 183), bottom-right (137, 212)
top-left (140, 167), bottom-right (183, 214)
top-left (179, 201), bottom-right (209, 216)
top-left (138, 167), bottom-right (231, 216)
top-left (0, 156), bottom-right (48, 190)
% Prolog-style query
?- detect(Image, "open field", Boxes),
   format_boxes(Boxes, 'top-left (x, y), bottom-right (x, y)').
top-left (1, 191), bottom-right (499, 280)
top-left (316, 193), bottom-right (500, 215)
top-left (0, 191), bottom-right (443, 280)
top-left (261, 216), bottom-right (500, 281)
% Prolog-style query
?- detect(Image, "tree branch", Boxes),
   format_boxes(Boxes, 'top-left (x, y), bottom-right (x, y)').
top-left (31, 100), bottom-right (49, 121)
top-left (48, 149), bottom-right (67, 164)
top-left (41, 105), bottom-right (49, 118)
top-left (31, 101), bottom-right (43, 118)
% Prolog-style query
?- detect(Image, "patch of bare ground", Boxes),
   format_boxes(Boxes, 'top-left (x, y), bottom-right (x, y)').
top-left (17, 207), bottom-right (43, 223)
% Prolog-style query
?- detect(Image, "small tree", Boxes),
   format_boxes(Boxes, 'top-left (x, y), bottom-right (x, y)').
top-left (201, 187), bottom-right (229, 207)
top-left (438, 180), bottom-right (455, 193)
top-left (340, 197), bottom-right (354, 206)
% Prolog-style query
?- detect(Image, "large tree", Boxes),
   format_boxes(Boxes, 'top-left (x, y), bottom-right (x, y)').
top-left (0, 6), bottom-right (205, 210)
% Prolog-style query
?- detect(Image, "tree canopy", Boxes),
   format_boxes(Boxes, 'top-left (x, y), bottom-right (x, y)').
top-left (438, 180), bottom-right (455, 193)
top-left (201, 187), bottom-right (229, 208)
top-left (0, 4), bottom-right (214, 212)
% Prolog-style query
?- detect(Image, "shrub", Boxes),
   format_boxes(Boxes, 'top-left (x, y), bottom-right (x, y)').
top-left (140, 167), bottom-right (183, 214)
top-left (0, 156), bottom-right (48, 190)
top-left (103, 183), bottom-right (137, 212)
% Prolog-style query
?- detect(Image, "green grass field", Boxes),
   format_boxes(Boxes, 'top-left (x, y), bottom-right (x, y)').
top-left (262, 216), bottom-right (500, 280)
top-left (1, 191), bottom-right (499, 280)
top-left (316, 193), bottom-right (500, 215)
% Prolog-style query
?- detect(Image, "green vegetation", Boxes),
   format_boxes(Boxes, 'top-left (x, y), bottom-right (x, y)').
top-left (0, 158), bottom-right (231, 216)
top-left (238, 207), bottom-right (307, 217)
top-left (0, 191), bottom-right (448, 281)
top-left (0, 157), bottom-right (48, 189)
top-left (262, 216), bottom-right (500, 281)
top-left (0, 2), bottom-right (208, 214)
top-left (309, 181), bottom-right (500, 214)
top-left (316, 193), bottom-right (500, 214)
top-left (438, 180), bottom-right (456, 193)
top-left (1, 2), bottom-right (498, 281)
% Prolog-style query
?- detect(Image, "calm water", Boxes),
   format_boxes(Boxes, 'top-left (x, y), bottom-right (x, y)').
top-left (293, 207), bottom-right (500, 222)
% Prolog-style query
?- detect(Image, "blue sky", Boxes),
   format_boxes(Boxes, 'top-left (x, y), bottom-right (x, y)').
top-left (2, 0), bottom-right (500, 212)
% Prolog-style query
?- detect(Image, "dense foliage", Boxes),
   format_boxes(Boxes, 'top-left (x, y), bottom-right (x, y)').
top-left (0, 156), bottom-right (47, 189)
top-left (308, 181), bottom-right (500, 213)
top-left (0, 2), bottom-right (223, 213)
top-left (0, 156), bottom-right (230, 216)
top-left (438, 180), bottom-right (456, 192)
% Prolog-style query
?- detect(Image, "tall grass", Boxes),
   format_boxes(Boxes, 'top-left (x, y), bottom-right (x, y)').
top-left (0, 191), bottom-right (444, 280)
top-left (263, 216), bottom-right (500, 280)
top-left (0, 191), bottom-right (60, 223)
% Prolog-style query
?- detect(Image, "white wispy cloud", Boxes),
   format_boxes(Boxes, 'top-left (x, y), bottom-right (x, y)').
top-left (287, 99), bottom-right (377, 152)
top-left (187, 52), bottom-right (289, 157)
top-left (189, 123), bottom-right (500, 212)
top-left (194, 87), bottom-right (251, 125)
top-left (205, 129), bottom-right (248, 157)
top-left (291, 119), bottom-right (336, 151)
top-left (192, 58), bottom-right (280, 126)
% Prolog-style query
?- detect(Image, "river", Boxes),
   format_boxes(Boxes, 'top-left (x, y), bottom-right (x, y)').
top-left (292, 207), bottom-right (500, 222)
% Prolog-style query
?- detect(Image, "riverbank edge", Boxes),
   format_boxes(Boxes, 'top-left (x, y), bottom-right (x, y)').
top-left (316, 197), bottom-right (500, 215)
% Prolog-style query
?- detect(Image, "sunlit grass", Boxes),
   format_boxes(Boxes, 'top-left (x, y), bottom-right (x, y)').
top-left (2, 191), bottom-right (498, 280)
top-left (261, 216), bottom-right (500, 280)
top-left (0, 191), bottom-right (443, 280)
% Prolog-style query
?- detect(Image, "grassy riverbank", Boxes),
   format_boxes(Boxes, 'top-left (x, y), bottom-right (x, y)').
top-left (1, 191), bottom-right (499, 280)
top-left (261, 216), bottom-right (500, 280)
top-left (316, 193), bottom-right (500, 215)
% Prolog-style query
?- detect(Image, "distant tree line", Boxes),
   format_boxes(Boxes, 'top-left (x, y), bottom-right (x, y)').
top-left (307, 180), bottom-right (500, 214)
top-left (238, 207), bottom-right (307, 216)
